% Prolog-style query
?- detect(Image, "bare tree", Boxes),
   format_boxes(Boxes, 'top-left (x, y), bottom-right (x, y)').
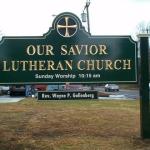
top-left (136, 22), bottom-right (150, 80)
top-left (137, 21), bottom-right (150, 34)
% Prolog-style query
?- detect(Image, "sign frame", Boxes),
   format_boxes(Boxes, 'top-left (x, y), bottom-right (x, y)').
top-left (0, 12), bottom-right (138, 84)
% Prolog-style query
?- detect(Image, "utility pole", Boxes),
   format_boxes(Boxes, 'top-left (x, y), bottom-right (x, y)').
top-left (81, 0), bottom-right (91, 34)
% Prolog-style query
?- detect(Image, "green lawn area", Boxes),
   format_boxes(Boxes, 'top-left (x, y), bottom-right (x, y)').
top-left (0, 99), bottom-right (150, 150)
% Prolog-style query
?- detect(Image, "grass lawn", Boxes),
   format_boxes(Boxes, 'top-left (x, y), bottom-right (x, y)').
top-left (0, 98), bottom-right (150, 150)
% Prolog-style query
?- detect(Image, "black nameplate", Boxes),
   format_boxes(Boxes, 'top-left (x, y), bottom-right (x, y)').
top-left (38, 91), bottom-right (98, 100)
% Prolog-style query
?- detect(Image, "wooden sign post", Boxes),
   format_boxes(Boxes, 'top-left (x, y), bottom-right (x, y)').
top-left (139, 35), bottom-right (150, 138)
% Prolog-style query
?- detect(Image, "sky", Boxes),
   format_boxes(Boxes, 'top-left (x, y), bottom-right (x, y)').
top-left (0, 0), bottom-right (150, 40)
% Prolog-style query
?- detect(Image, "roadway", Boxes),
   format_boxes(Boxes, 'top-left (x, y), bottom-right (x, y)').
top-left (95, 87), bottom-right (140, 99)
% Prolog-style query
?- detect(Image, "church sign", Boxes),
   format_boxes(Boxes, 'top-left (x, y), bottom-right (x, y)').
top-left (0, 12), bottom-right (137, 84)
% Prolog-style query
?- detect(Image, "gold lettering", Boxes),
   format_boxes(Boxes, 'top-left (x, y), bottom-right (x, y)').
top-left (114, 60), bottom-right (122, 70)
top-left (105, 60), bottom-right (113, 70)
top-left (87, 60), bottom-right (95, 70)
top-left (37, 45), bottom-right (45, 55)
top-left (3, 61), bottom-right (10, 71)
top-left (68, 46), bottom-right (76, 55)
top-left (12, 61), bottom-right (19, 71)
top-left (96, 60), bottom-right (104, 70)
top-left (56, 61), bottom-right (64, 70)
top-left (1, 59), bottom-right (133, 72)
top-left (26, 45), bottom-right (36, 55)
top-left (46, 45), bottom-right (54, 55)
top-left (47, 61), bottom-right (55, 70)
top-left (77, 60), bottom-right (85, 70)
top-left (26, 45), bottom-right (54, 56)
top-left (64, 60), bottom-right (73, 70)
top-left (89, 45), bottom-right (98, 55)
top-left (75, 45), bottom-right (88, 55)
top-left (123, 59), bottom-right (131, 70)
top-left (29, 61), bottom-right (37, 71)
top-left (61, 45), bottom-right (68, 55)
top-left (60, 44), bottom-right (108, 56)
top-left (39, 61), bottom-right (46, 70)
top-left (83, 45), bottom-right (88, 55)
top-left (20, 61), bottom-right (28, 71)
top-left (99, 45), bottom-right (107, 54)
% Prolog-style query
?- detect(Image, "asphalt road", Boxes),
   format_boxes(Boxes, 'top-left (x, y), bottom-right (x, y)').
top-left (118, 89), bottom-right (140, 99)
top-left (95, 87), bottom-right (140, 99)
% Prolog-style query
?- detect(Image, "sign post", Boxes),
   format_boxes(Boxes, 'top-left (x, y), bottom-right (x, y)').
top-left (139, 35), bottom-right (150, 138)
